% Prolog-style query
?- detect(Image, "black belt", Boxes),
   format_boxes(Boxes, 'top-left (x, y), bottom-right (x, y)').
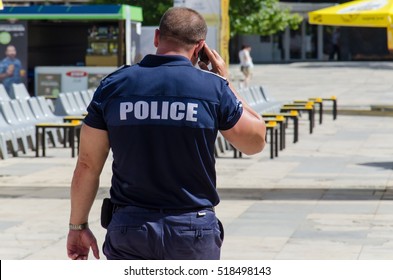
top-left (117, 205), bottom-right (215, 214)
top-left (149, 207), bottom-right (215, 214)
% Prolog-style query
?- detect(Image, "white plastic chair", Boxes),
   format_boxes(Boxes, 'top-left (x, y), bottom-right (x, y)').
top-left (72, 91), bottom-right (88, 113)
top-left (12, 83), bottom-right (31, 101)
top-left (65, 92), bottom-right (86, 115)
top-left (27, 97), bottom-right (62, 123)
top-left (54, 93), bottom-right (74, 116)
top-left (80, 90), bottom-right (92, 107)
top-left (0, 100), bottom-right (32, 153)
top-left (37, 96), bottom-right (64, 122)
top-left (0, 84), bottom-right (11, 101)
top-left (0, 113), bottom-right (18, 159)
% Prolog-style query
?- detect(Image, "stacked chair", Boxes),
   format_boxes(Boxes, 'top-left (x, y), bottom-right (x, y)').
top-left (0, 83), bottom-right (94, 159)
top-left (0, 84), bottom-right (32, 158)
top-left (54, 92), bottom-right (88, 116)
top-left (214, 85), bottom-right (337, 160)
top-left (1, 81), bottom-right (337, 161)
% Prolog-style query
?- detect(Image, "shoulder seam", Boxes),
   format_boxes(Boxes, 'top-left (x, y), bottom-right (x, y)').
top-left (102, 64), bottom-right (131, 81)
top-left (198, 68), bottom-right (227, 81)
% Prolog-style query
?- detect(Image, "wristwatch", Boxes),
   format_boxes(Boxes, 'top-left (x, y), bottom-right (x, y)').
top-left (69, 222), bottom-right (89, 231)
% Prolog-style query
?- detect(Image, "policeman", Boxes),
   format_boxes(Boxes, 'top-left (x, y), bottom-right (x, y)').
top-left (67, 7), bottom-right (266, 260)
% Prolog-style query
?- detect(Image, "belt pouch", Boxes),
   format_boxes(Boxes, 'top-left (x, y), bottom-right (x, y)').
top-left (100, 198), bottom-right (114, 229)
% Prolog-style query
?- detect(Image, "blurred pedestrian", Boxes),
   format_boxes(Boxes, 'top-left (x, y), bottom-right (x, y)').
top-left (238, 44), bottom-right (254, 87)
top-left (329, 27), bottom-right (341, 60)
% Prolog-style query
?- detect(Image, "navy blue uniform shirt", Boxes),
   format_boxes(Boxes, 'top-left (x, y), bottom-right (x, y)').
top-left (84, 55), bottom-right (243, 209)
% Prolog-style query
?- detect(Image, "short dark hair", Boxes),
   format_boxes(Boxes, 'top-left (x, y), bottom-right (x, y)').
top-left (159, 7), bottom-right (207, 46)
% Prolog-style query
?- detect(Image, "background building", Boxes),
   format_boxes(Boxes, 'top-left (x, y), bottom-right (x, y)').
top-left (3, 0), bottom-right (391, 66)
top-left (232, 1), bottom-right (392, 63)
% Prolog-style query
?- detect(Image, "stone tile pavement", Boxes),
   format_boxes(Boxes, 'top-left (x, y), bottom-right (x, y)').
top-left (1, 62), bottom-right (393, 260)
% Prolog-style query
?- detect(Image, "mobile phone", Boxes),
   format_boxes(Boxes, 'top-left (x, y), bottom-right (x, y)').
top-left (198, 47), bottom-right (209, 64)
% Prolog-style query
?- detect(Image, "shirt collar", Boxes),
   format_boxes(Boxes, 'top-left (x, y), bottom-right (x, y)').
top-left (139, 54), bottom-right (193, 67)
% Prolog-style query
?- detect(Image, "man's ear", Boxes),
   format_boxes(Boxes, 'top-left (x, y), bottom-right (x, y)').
top-left (154, 29), bottom-right (160, 48)
top-left (194, 40), bottom-right (205, 59)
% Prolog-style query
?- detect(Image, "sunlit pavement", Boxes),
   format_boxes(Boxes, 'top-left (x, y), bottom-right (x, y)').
top-left (1, 62), bottom-right (393, 260)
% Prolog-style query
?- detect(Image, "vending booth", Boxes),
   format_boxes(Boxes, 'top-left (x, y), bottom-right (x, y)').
top-left (0, 4), bottom-right (143, 96)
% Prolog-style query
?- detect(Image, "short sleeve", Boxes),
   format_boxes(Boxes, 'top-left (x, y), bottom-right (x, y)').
top-left (218, 86), bottom-right (243, 131)
top-left (83, 87), bottom-right (107, 130)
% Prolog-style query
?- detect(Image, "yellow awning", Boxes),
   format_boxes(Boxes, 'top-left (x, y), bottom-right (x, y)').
top-left (309, 0), bottom-right (393, 28)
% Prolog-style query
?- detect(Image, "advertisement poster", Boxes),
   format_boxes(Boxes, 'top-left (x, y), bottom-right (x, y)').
top-left (0, 20), bottom-right (28, 96)
top-left (35, 66), bottom-right (116, 96)
top-left (36, 73), bottom-right (62, 97)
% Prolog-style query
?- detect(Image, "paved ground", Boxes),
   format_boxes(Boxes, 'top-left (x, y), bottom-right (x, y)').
top-left (1, 61), bottom-right (393, 260)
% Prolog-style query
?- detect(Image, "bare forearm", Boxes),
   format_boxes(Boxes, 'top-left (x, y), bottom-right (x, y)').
top-left (69, 162), bottom-right (100, 224)
top-left (69, 125), bottom-right (110, 225)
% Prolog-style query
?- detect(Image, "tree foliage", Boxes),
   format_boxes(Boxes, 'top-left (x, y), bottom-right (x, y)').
top-left (90, 0), bottom-right (302, 36)
top-left (230, 0), bottom-right (303, 37)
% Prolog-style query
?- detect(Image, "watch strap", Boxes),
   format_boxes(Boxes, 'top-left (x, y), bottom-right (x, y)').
top-left (69, 222), bottom-right (89, 231)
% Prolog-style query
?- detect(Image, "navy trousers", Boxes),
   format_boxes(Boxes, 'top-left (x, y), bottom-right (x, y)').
top-left (103, 205), bottom-right (223, 260)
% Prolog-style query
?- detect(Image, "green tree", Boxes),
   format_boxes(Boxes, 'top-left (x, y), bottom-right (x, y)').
top-left (90, 0), bottom-right (302, 36)
top-left (230, 0), bottom-right (303, 37)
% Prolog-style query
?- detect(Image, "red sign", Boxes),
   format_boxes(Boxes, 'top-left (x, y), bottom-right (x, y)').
top-left (66, 71), bottom-right (88, 78)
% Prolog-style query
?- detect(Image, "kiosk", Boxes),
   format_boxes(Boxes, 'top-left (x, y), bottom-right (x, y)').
top-left (0, 4), bottom-right (143, 96)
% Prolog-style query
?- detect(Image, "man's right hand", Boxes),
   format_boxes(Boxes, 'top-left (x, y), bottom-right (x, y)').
top-left (67, 228), bottom-right (100, 260)
top-left (198, 43), bottom-right (229, 80)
